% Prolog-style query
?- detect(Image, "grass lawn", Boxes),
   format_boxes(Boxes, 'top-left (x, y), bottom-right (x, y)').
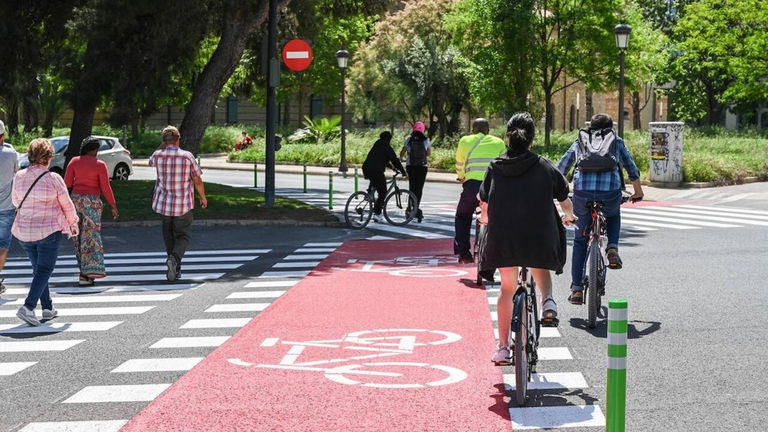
top-left (108, 180), bottom-right (337, 223)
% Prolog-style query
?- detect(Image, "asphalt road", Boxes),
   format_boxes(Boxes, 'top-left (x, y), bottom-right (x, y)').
top-left (1, 167), bottom-right (766, 431)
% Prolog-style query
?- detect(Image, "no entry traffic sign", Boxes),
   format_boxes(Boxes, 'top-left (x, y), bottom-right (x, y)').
top-left (282, 39), bottom-right (313, 72)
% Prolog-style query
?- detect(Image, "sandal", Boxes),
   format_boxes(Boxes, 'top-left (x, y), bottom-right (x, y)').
top-left (79, 274), bottom-right (95, 286)
top-left (540, 297), bottom-right (559, 327)
top-left (568, 289), bottom-right (583, 305)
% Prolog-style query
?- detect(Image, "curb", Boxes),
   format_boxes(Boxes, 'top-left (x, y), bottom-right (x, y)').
top-left (102, 219), bottom-right (344, 228)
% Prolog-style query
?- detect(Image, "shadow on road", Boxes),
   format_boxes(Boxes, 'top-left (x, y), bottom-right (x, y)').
top-left (569, 316), bottom-right (662, 339)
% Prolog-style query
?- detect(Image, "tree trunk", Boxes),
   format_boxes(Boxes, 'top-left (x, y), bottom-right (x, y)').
top-left (297, 86), bottom-right (306, 127)
top-left (631, 91), bottom-right (642, 131)
top-left (180, 0), bottom-right (292, 154)
top-left (23, 97), bottom-right (39, 132)
top-left (585, 90), bottom-right (594, 125)
top-left (65, 103), bottom-right (96, 170)
top-left (6, 98), bottom-right (19, 135)
top-left (544, 89), bottom-right (552, 151)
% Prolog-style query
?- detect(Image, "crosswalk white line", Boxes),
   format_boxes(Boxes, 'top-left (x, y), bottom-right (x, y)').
top-left (180, 318), bottom-right (251, 329)
top-left (367, 235), bottom-right (397, 240)
top-left (259, 270), bottom-right (311, 278)
top-left (0, 321), bottom-right (123, 334)
top-left (647, 206), bottom-right (768, 223)
top-left (227, 290), bottom-right (285, 299)
top-left (616, 222), bottom-right (659, 231)
top-left (538, 347), bottom-right (573, 360)
top-left (364, 223), bottom-right (448, 239)
top-left (678, 204), bottom-right (768, 217)
top-left (205, 303), bottom-right (270, 313)
top-left (2, 284), bottom-right (199, 296)
top-left (510, 405), bottom-right (605, 429)
top-left (718, 192), bottom-right (754, 203)
top-left (504, 372), bottom-right (588, 390)
top-left (493, 327), bottom-right (561, 339)
top-left (3, 256), bottom-right (258, 268)
top-left (619, 217), bottom-right (699, 230)
top-left (19, 420), bottom-right (128, 432)
top-left (0, 361), bottom-right (37, 376)
top-left (0, 340), bottom-right (85, 352)
top-left (1, 293), bottom-right (181, 306)
top-left (1, 263), bottom-right (241, 276)
top-left (408, 221), bottom-right (456, 233)
top-left (272, 261), bottom-right (321, 268)
top-left (294, 248), bottom-right (336, 253)
top-left (623, 208), bottom-right (768, 227)
top-left (304, 242), bottom-right (343, 247)
top-left (2, 272), bottom-right (225, 285)
top-left (14, 249), bottom-right (271, 261)
top-left (283, 254), bottom-right (328, 260)
top-left (618, 211), bottom-right (738, 228)
top-left (112, 357), bottom-right (203, 373)
top-left (244, 280), bottom-right (298, 288)
top-left (150, 336), bottom-right (230, 348)
top-left (0, 306), bottom-right (154, 318)
top-left (63, 384), bottom-right (171, 403)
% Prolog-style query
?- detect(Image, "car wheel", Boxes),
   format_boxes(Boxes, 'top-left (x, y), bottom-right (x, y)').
top-left (113, 163), bottom-right (130, 180)
top-left (50, 167), bottom-right (64, 177)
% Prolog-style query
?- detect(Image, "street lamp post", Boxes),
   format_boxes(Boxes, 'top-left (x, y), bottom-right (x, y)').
top-left (336, 49), bottom-right (350, 175)
top-left (615, 23), bottom-right (631, 137)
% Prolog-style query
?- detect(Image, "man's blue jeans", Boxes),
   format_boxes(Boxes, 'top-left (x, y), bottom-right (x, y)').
top-left (18, 231), bottom-right (62, 311)
top-left (571, 190), bottom-right (622, 288)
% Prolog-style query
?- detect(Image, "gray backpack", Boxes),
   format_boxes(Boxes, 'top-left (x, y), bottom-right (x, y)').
top-left (575, 128), bottom-right (618, 173)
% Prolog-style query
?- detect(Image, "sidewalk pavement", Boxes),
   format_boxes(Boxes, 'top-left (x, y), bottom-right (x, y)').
top-left (131, 155), bottom-right (703, 202)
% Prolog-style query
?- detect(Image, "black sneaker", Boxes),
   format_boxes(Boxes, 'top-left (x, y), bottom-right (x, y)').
top-left (458, 253), bottom-right (473, 264)
top-left (166, 255), bottom-right (178, 281)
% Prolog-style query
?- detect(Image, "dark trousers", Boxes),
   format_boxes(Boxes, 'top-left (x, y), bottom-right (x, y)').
top-left (406, 165), bottom-right (428, 217)
top-left (365, 171), bottom-right (387, 215)
top-left (571, 190), bottom-right (622, 287)
top-left (454, 180), bottom-right (482, 255)
top-left (18, 231), bottom-right (61, 311)
top-left (162, 211), bottom-right (193, 266)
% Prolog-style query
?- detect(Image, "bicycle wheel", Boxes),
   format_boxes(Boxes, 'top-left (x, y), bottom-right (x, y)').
top-left (344, 192), bottom-right (373, 229)
top-left (587, 243), bottom-right (601, 328)
top-left (514, 294), bottom-right (529, 406)
top-left (383, 189), bottom-right (418, 226)
top-left (475, 221), bottom-right (483, 286)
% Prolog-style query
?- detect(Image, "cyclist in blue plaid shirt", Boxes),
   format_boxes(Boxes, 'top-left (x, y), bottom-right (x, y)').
top-left (557, 113), bottom-right (644, 305)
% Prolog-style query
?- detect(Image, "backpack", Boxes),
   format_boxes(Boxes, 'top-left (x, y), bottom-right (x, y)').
top-left (575, 128), bottom-right (619, 173)
top-left (408, 135), bottom-right (428, 166)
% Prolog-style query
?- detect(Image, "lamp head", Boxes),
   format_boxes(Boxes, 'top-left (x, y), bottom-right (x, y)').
top-left (336, 49), bottom-right (350, 69)
top-left (614, 23), bottom-right (631, 50)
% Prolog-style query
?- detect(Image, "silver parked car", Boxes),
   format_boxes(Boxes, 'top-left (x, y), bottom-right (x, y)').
top-left (18, 135), bottom-right (133, 180)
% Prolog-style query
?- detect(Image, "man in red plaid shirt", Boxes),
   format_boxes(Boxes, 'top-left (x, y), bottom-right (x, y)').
top-left (150, 126), bottom-right (208, 281)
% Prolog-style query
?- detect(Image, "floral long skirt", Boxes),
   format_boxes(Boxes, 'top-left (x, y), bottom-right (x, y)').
top-left (71, 194), bottom-right (106, 279)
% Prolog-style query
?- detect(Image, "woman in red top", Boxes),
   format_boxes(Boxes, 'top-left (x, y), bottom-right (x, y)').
top-left (64, 137), bottom-right (119, 285)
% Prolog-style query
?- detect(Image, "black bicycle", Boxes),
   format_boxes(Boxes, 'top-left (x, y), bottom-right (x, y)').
top-left (473, 208), bottom-right (488, 286)
top-left (510, 267), bottom-right (539, 406)
top-left (582, 193), bottom-right (642, 328)
top-left (344, 173), bottom-right (418, 229)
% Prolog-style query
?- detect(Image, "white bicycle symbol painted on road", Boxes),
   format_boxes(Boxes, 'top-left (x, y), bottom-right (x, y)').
top-left (333, 255), bottom-right (468, 278)
top-left (228, 329), bottom-right (468, 388)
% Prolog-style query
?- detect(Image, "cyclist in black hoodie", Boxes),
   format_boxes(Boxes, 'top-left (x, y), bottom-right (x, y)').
top-left (362, 131), bottom-right (406, 223)
top-left (479, 112), bottom-right (576, 365)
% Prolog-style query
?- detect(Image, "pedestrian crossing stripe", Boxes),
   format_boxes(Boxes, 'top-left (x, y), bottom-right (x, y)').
top-left (0, 321), bottom-right (123, 334)
top-left (0, 306), bottom-right (155, 317)
top-left (18, 420), bottom-right (128, 432)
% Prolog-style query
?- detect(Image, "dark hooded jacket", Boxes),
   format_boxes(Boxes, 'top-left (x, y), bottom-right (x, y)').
top-left (362, 138), bottom-right (406, 178)
top-left (479, 150), bottom-right (570, 273)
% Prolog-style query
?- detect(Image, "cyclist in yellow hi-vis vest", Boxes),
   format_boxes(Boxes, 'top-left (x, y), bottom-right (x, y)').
top-left (454, 118), bottom-right (506, 263)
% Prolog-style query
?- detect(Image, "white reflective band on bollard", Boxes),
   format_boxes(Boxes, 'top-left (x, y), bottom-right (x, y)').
top-left (608, 356), bottom-right (627, 370)
top-left (607, 308), bottom-right (628, 321)
top-left (607, 332), bottom-right (627, 346)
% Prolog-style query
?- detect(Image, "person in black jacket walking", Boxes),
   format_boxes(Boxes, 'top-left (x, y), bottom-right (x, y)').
top-left (479, 112), bottom-right (576, 365)
top-left (362, 131), bottom-right (406, 223)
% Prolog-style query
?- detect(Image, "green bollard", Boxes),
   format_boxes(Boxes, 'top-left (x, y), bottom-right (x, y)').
top-left (303, 164), bottom-right (308, 193)
top-left (354, 167), bottom-right (359, 193)
top-left (607, 299), bottom-right (628, 432)
top-left (328, 171), bottom-right (333, 209)
top-left (254, 163), bottom-right (258, 188)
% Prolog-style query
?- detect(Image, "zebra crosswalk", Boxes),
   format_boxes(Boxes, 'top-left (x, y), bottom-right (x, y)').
top-left (0, 248), bottom-right (267, 372)
top-left (279, 190), bottom-right (768, 239)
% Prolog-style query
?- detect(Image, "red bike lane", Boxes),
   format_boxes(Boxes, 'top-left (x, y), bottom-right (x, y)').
top-left (120, 239), bottom-right (511, 432)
